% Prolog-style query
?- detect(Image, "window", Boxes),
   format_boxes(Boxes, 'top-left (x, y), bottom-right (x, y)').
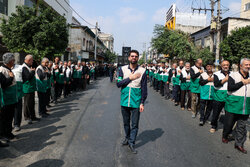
top-left (245, 3), bottom-right (250, 11)
top-left (25, 0), bottom-right (35, 8)
top-left (0, 0), bottom-right (8, 15)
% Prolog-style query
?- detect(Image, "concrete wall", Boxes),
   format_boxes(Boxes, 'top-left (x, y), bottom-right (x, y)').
top-left (228, 18), bottom-right (250, 34)
top-left (241, 0), bottom-right (250, 19)
top-left (44, 0), bottom-right (72, 24)
top-left (176, 24), bottom-right (205, 34)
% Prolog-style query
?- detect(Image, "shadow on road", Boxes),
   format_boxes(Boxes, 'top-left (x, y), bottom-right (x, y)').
top-left (135, 128), bottom-right (164, 148)
top-left (26, 159), bottom-right (64, 167)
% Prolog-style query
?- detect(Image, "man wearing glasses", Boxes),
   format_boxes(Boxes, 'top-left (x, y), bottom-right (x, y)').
top-left (117, 50), bottom-right (148, 154)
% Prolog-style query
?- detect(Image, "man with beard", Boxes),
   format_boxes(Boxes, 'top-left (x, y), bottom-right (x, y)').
top-left (190, 58), bottom-right (204, 118)
top-left (163, 63), bottom-right (171, 100)
top-left (198, 61), bottom-right (214, 126)
top-left (210, 60), bottom-right (230, 133)
top-left (222, 58), bottom-right (250, 154)
top-left (159, 62), bottom-right (166, 96)
top-left (117, 50), bottom-right (147, 154)
top-left (180, 62), bottom-right (192, 111)
top-left (172, 60), bottom-right (184, 106)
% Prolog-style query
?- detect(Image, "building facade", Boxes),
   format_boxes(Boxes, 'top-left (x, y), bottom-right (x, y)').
top-left (241, 0), bottom-right (250, 19)
top-left (165, 4), bottom-right (207, 34)
top-left (0, 0), bottom-right (72, 63)
top-left (191, 17), bottom-right (250, 52)
top-left (68, 17), bottom-right (107, 63)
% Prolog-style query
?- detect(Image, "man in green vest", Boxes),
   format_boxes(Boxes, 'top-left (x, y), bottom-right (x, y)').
top-left (0, 53), bottom-right (18, 140)
top-left (222, 58), bottom-right (250, 154)
top-left (198, 61), bottom-right (214, 126)
top-left (22, 55), bottom-right (39, 124)
top-left (117, 50), bottom-right (147, 154)
top-left (36, 58), bottom-right (50, 118)
top-left (190, 58), bottom-right (204, 118)
top-left (180, 62), bottom-right (191, 110)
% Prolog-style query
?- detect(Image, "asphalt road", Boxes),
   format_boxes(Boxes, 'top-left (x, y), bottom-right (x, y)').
top-left (0, 77), bottom-right (249, 167)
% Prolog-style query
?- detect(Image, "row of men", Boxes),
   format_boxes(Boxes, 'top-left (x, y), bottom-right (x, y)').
top-left (0, 53), bottom-right (97, 147)
top-left (146, 58), bottom-right (250, 154)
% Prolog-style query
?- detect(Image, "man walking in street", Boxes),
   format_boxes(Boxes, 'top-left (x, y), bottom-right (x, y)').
top-left (36, 58), bottom-right (50, 118)
top-left (117, 50), bottom-right (147, 154)
top-left (210, 60), bottom-right (230, 133)
top-left (180, 62), bottom-right (191, 111)
top-left (198, 61), bottom-right (214, 126)
top-left (22, 55), bottom-right (39, 124)
top-left (222, 58), bottom-right (250, 154)
top-left (190, 58), bottom-right (204, 118)
top-left (0, 53), bottom-right (18, 140)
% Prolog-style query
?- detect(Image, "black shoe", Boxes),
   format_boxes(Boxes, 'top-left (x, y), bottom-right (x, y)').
top-left (40, 114), bottom-right (48, 118)
top-left (47, 104), bottom-right (52, 108)
top-left (199, 121), bottom-right (204, 126)
top-left (5, 133), bottom-right (15, 140)
top-left (128, 144), bottom-right (137, 154)
top-left (44, 113), bottom-right (50, 116)
top-left (0, 136), bottom-right (10, 143)
top-left (31, 117), bottom-right (41, 121)
top-left (0, 141), bottom-right (9, 147)
top-left (122, 139), bottom-right (129, 146)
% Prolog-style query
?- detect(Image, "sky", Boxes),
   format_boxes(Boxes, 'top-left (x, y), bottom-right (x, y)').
top-left (70, 0), bottom-right (242, 55)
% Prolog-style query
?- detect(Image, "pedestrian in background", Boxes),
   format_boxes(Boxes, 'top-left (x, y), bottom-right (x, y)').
top-left (210, 60), bottom-right (230, 133)
top-left (190, 58), bottom-right (203, 118)
top-left (0, 53), bottom-right (18, 140)
top-left (22, 55), bottom-right (38, 124)
top-left (12, 64), bottom-right (24, 131)
top-left (199, 61), bottom-right (214, 126)
top-left (180, 62), bottom-right (191, 111)
top-left (36, 58), bottom-right (50, 118)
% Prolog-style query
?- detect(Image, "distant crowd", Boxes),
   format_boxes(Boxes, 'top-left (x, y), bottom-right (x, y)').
top-left (0, 53), bottom-right (113, 147)
top-left (143, 58), bottom-right (250, 154)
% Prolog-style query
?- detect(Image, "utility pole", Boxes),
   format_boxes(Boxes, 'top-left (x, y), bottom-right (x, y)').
top-left (210, 0), bottom-right (215, 53)
top-left (215, 0), bottom-right (221, 66)
top-left (94, 22), bottom-right (98, 61)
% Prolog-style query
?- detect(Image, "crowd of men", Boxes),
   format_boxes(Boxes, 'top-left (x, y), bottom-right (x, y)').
top-left (0, 53), bottom-right (109, 148)
top-left (145, 58), bottom-right (250, 154)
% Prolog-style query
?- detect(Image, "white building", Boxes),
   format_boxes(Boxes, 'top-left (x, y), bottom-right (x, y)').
top-left (69, 17), bottom-right (107, 63)
top-left (98, 33), bottom-right (114, 53)
top-left (165, 4), bottom-right (207, 34)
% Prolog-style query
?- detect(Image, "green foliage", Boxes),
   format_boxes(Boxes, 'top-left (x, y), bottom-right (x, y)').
top-left (220, 26), bottom-right (250, 64)
top-left (197, 47), bottom-right (214, 65)
top-left (151, 24), bottom-right (214, 64)
top-left (138, 52), bottom-right (146, 65)
top-left (104, 50), bottom-right (117, 63)
top-left (0, 5), bottom-right (68, 60)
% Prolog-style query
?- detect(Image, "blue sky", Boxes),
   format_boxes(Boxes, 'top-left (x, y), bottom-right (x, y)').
top-left (70, 0), bottom-right (242, 55)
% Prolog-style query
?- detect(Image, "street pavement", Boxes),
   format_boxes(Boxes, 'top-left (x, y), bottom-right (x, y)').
top-left (0, 77), bottom-right (249, 167)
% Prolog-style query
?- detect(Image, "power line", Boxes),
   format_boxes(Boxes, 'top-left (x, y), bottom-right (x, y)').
top-left (63, 0), bottom-right (96, 27)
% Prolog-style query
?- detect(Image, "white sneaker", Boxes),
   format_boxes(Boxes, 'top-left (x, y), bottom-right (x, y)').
top-left (14, 126), bottom-right (21, 132)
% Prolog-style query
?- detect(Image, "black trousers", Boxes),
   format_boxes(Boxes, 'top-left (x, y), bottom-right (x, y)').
top-left (14, 98), bottom-right (23, 127)
top-left (0, 104), bottom-right (16, 136)
top-left (180, 90), bottom-right (191, 109)
top-left (155, 80), bottom-right (159, 91)
top-left (199, 99), bottom-right (213, 122)
top-left (64, 83), bottom-right (70, 97)
top-left (211, 100), bottom-right (225, 129)
top-left (222, 111), bottom-right (249, 147)
top-left (164, 83), bottom-right (171, 99)
top-left (38, 92), bottom-right (47, 115)
top-left (160, 81), bottom-right (165, 96)
top-left (121, 106), bottom-right (140, 146)
top-left (173, 85), bottom-right (180, 103)
top-left (46, 88), bottom-right (51, 106)
top-left (23, 92), bottom-right (36, 120)
top-left (55, 83), bottom-right (63, 99)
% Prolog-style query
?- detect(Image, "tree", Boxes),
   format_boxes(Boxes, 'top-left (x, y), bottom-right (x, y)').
top-left (104, 50), bottom-right (117, 63)
top-left (138, 51), bottom-right (146, 65)
top-left (197, 47), bottom-right (214, 65)
top-left (0, 5), bottom-right (68, 60)
top-left (220, 26), bottom-right (250, 64)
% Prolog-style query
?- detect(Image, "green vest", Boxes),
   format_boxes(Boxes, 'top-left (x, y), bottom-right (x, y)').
top-left (22, 64), bottom-right (37, 93)
top-left (190, 66), bottom-right (201, 93)
top-left (35, 65), bottom-right (48, 93)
